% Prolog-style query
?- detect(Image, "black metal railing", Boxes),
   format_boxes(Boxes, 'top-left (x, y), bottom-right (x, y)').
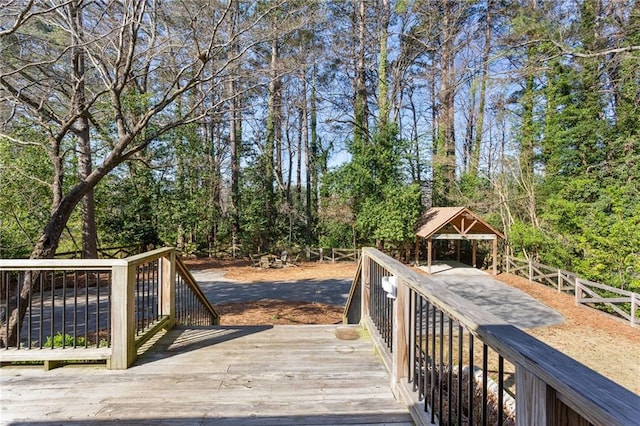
top-left (408, 289), bottom-right (515, 425)
top-left (353, 247), bottom-right (640, 426)
top-left (134, 258), bottom-right (163, 335)
top-left (1, 267), bottom-right (112, 350)
top-left (175, 258), bottom-right (219, 326)
top-left (368, 259), bottom-right (394, 352)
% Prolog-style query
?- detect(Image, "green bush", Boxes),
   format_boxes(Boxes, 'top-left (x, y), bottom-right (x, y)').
top-left (44, 332), bottom-right (86, 348)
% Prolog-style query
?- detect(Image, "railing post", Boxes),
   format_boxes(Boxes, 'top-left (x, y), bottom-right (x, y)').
top-left (110, 262), bottom-right (137, 369)
top-left (557, 270), bottom-right (562, 293)
top-left (506, 255), bottom-right (510, 274)
top-left (161, 250), bottom-right (176, 328)
top-left (516, 365), bottom-right (551, 425)
top-left (528, 259), bottom-right (533, 282)
top-left (575, 279), bottom-right (581, 306)
top-left (492, 237), bottom-right (498, 275)
top-left (361, 251), bottom-right (370, 320)
top-left (391, 278), bottom-right (408, 398)
top-left (631, 293), bottom-right (637, 327)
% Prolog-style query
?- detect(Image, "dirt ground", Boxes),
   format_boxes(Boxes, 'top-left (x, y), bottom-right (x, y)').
top-left (183, 258), bottom-right (354, 325)
top-left (494, 273), bottom-right (640, 395)
top-left (182, 258), bottom-right (640, 395)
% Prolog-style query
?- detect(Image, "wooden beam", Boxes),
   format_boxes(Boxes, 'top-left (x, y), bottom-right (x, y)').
top-left (362, 255), bottom-right (370, 319)
top-left (516, 365), bottom-right (553, 425)
top-left (391, 278), bottom-right (408, 398)
top-left (161, 251), bottom-right (176, 328)
top-left (110, 263), bottom-right (137, 370)
top-left (427, 238), bottom-right (432, 274)
top-left (463, 219), bottom-right (479, 235)
top-left (432, 233), bottom-right (497, 240)
top-left (472, 240), bottom-right (477, 268)
top-left (493, 237), bottom-right (498, 275)
top-left (451, 222), bottom-right (463, 234)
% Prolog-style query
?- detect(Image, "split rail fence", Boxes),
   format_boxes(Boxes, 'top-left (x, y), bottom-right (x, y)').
top-left (304, 247), bottom-right (360, 263)
top-left (505, 256), bottom-right (639, 327)
top-left (344, 247), bottom-right (640, 426)
top-left (0, 247), bottom-right (219, 369)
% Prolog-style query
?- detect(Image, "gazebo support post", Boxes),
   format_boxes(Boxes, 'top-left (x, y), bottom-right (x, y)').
top-left (472, 240), bottom-right (477, 268)
top-left (427, 238), bottom-right (432, 274)
top-left (414, 236), bottom-right (420, 265)
top-left (492, 236), bottom-right (498, 275)
top-left (456, 240), bottom-right (461, 262)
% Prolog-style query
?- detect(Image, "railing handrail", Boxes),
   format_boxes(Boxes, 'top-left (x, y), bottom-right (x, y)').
top-left (359, 247), bottom-right (640, 426)
top-left (54, 245), bottom-right (142, 259)
top-left (342, 257), bottom-right (362, 323)
top-left (124, 247), bottom-right (175, 267)
top-left (0, 258), bottom-right (123, 270)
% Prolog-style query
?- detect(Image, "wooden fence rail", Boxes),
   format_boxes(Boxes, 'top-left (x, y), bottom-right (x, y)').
top-left (303, 247), bottom-right (360, 263)
top-left (505, 256), bottom-right (639, 326)
top-left (54, 245), bottom-right (142, 259)
top-left (345, 248), bottom-right (640, 426)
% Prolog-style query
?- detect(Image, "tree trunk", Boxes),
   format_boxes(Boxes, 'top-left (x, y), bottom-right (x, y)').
top-left (71, 0), bottom-right (98, 259)
top-left (1, 181), bottom-right (93, 347)
top-left (269, 37), bottom-right (284, 197)
top-left (470, 0), bottom-right (492, 178)
top-left (307, 65), bottom-right (318, 245)
top-left (229, 79), bottom-right (240, 239)
top-left (434, 1), bottom-right (456, 206)
top-left (297, 73), bottom-right (305, 210)
top-left (377, 0), bottom-right (390, 127)
top-left (228, 1), bottom-right (241, 244)
top-left (264, 35), bottom-right (281, 238)
top-left (353, 0), bottom-right (369, 145)
top-left (408, 88), bottom-right (421, 185)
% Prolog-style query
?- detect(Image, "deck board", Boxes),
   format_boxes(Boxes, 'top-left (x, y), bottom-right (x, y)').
top-left (1, 325), bottom-right (413, 425)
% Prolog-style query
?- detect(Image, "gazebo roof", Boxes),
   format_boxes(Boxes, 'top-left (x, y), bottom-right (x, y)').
top-left (415, 207), bottom-right (505, 240)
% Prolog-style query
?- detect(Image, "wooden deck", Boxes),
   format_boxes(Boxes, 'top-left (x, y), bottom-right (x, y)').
top-left (1, 325), bottom-right (413, 425)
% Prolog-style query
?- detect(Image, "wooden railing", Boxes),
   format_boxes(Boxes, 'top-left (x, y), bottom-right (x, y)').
top-left (342, 259), bottom-right (362, 325)
top-left (505, 256), bottom-right (639, 327)
top-left (345, 248), bottom-right (640, 426)
top-left (304, 247), bottom-right (359, 263)
top-left (0, 247), bottom-right (219, 369)
top-left (54, 245), bottom-right (143, 259)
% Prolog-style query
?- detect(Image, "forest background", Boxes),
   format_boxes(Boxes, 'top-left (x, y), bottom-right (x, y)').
top-left (0, 0), bottom-right (638, 292)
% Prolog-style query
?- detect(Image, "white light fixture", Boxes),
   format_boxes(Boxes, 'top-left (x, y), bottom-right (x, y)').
top-left (381, 276), bottom-right (397, 299)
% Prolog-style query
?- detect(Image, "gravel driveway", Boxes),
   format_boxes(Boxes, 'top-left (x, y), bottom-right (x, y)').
top-left (191, 261), bottom-right (564, 329)
top-left (191, 269), bottom-right (352, 306)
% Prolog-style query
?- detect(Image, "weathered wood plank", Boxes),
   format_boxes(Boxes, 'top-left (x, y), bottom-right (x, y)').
top-left (1, 325), bottom-right (412, 425)
top-left (431, 233), bottom-right (497, 240)
top-left (577, 277), bottom-right (635, 296)
top-left (0, 347), bottom-right (110, 362)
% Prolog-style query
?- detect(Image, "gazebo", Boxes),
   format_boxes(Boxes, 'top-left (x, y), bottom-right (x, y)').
top-left (415, 206), bottom-right (505, 275)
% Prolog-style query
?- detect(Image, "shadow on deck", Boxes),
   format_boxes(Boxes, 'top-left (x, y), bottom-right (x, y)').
top-left (1, 325), bottom-right (413, 425)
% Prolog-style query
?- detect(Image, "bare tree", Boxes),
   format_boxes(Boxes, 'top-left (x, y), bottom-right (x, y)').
top-left (0, 0), bottom-right (281, 347)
